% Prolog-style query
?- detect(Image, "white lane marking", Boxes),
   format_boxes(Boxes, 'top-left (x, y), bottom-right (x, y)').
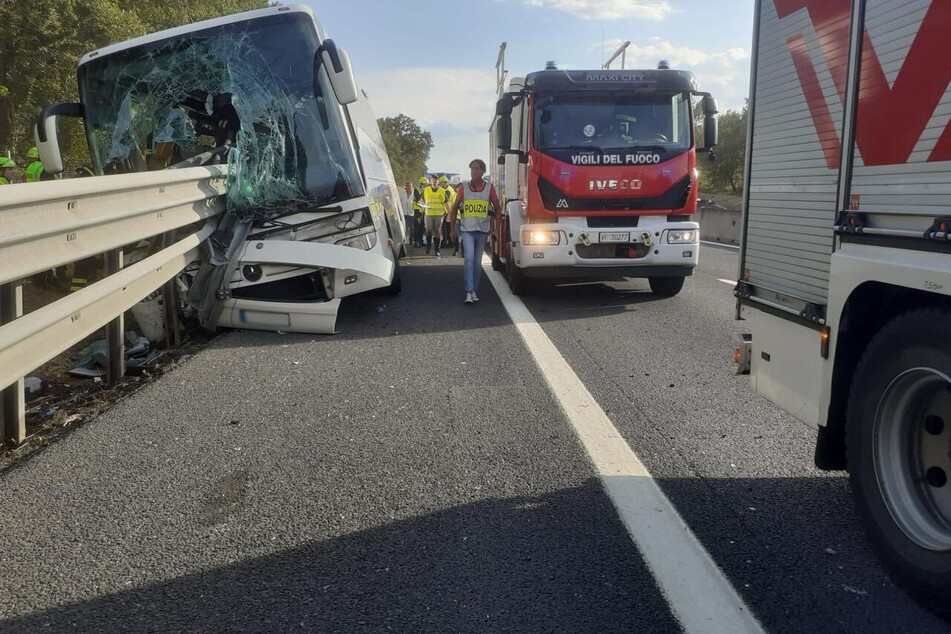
top-left (719, 278), bottom-right (737, 286)
top-left (701, 240), bottom-right (741, 250)
top-left (482, 256), bottom-right (764, 634)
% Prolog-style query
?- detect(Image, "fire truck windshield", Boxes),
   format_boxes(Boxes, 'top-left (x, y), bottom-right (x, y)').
top-left (76, 12), bottom-right (365, 219)
top-left (533, 92), bottom-right (692, 160)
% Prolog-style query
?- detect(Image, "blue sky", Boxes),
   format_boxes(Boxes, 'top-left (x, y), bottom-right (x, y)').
top-left (302, 0), bottom-right (755, 174)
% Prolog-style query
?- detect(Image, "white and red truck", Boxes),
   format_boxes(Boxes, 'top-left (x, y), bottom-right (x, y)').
top-left (489, 47), bottom-right (719, 296)
top-left (736, 0), bottom-right (951, 614)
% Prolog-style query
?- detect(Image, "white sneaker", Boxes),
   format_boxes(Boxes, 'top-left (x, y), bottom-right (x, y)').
top-left (471, 291), bottom-right (479, 302)
top-left (464, 291), bottom-right (474, 304)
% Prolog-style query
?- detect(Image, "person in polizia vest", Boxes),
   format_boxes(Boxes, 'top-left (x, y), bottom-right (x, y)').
top-left (448, 159), bottom-right (500, 304)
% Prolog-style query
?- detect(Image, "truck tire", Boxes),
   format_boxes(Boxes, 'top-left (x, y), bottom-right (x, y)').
top-left (648, 276), bottom-right (685, 297)
top-left (846, 309), bottom-right (951, 618)
top-left (506, 242), bottom-right (527, 296)
top-left (491, 240), bottom-right (504, 272)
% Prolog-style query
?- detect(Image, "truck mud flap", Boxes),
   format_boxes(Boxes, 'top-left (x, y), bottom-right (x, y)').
top-left (216, 239), bottom-right (394, 334)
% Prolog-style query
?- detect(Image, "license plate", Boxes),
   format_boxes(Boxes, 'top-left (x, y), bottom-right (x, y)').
top-left (599, 232), bottom-right (630, 243)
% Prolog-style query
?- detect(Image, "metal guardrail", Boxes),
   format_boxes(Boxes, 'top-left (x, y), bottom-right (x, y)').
top-left (0, 166), bottom-right (228, 445)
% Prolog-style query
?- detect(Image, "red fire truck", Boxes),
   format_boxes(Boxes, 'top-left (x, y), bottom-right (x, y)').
top-left (489, 49), bottom-right (719, 296)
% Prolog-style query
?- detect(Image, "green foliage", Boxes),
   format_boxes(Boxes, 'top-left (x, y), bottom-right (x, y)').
top-left (0, 0), bottom-right (270, 167)
top-left (696, 102), bottom-right (748, 194)
top-left (377, 114), bottom-right (433, 186)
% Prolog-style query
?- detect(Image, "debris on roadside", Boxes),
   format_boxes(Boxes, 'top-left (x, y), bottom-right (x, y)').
top-left (24, 376), bottom-right (43, 395)
top-left (68, 331), bottom-right (165, 378)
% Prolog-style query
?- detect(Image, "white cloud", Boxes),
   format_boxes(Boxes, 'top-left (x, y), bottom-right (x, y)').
top-left (359, 67), bottom-right (498, 172)
top-left (588, 38), bottom-right (751, 110)
top-left (593, 39), bottom-right (749, 68)
top-left (514, 0), bottom-right (676, 20)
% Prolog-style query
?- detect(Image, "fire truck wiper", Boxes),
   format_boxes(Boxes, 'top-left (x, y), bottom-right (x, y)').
top-left (558, 145), bottom-right (603, 152)
top-left (626, 145), bottom-right (667, 153)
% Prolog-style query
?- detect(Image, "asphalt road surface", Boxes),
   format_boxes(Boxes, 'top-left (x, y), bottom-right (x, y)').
top-left (0, 243), bottom-right (948, 633)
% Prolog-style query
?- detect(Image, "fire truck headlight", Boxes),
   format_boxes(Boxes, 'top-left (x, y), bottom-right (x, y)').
top-left (666, 230), bottom-right (698, 244)
top-left (523, 230), bottom-right (561, 246)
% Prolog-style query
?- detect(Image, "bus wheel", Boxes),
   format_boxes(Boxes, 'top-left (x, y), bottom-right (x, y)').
top-left (648, 276), bottom-right (685, 297)
top-left (383, 258), bottom-right (402, 295)
top-left (847, 309), bottom-right (951, 618)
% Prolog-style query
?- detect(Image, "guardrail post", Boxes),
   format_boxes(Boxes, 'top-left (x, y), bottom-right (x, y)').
top-left (162, 232), bottom-right (182, 347)
top-left (0, 281), bottom-right (26, 445)
top-left (105, 249), bottom-right (125, 386)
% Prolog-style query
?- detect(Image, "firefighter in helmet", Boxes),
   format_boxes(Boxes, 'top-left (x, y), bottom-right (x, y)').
top-left (0, 157), bottom-right (16, 185)
top-left (25, 147), bottom-right (47, 182)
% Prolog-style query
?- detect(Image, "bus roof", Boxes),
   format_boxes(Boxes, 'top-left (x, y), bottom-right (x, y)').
top-left (78, 4), bottom-right (323, 67)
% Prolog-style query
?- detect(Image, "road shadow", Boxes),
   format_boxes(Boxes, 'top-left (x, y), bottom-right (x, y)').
top-left (2, 476), bottom-right (947, 633)
top-left (0, 480), bottom-right (678, 634)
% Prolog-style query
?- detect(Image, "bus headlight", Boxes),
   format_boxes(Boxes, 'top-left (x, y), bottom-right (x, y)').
top-left (666, 230), bottom-right (698, 244)
top-left (523, 230), bottom-right (561, 246)
top-left (336, 232), bottom-right (377, 250)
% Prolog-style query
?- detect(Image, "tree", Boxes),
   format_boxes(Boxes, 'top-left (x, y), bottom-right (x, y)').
top-left (377, 114), bottom-right (433, 186)
top-left (696, 102), bottom-right (748, 194)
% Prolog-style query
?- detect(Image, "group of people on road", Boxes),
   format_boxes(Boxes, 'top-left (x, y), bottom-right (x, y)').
top-left (401, 173), bottom-right (459, 257)
top-left (400, 159), bottom-right (501, 304)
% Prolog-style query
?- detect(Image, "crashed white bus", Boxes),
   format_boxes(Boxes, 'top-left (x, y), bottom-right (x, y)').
top-left (35, 4), bottom-right (406, 334)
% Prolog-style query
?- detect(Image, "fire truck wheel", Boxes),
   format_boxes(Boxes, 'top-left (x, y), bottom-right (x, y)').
top-left (846, 309), bottom-right (951, 618)
top-left (491, 241), bottom-right (504, 272)
top-left (648, 276), bottom-right (685, 297)
top-left (506, 243), bottom-right (527, 295)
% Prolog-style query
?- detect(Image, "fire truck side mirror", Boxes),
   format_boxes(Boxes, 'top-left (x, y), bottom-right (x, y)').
top-left (702, 95), bottom-right (718, 115)
top-left (496, 96), bottom-right (513, 117)
top-left (703, 114), bottom-right (718, 151)
top-left (495, 116), bottom-right (513, 150)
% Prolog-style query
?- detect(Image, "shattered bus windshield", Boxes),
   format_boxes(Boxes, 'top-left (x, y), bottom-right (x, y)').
top-left (77, 12), bottom-right (364, 220)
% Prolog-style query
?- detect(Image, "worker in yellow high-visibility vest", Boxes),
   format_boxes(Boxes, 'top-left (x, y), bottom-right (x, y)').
top-left (422, 175), bottom-right (451, 256)
top-left (25, 147), bottom-right (46, 182)
top-left (438, 175), bottom-right (457, 251)
top-left (0, 157), bottom-right (16, 185)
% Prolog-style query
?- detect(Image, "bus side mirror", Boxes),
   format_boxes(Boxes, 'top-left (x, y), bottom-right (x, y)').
top-left (318, 39), bottom-right (359, 105)
top-left (35, 102), bottom-right (84, 175)
top-left (495, 116), bottom-right (512, 150)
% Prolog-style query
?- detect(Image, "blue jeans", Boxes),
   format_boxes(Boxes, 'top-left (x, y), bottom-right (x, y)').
top-left (461, 231), bottom-right (489, 292)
